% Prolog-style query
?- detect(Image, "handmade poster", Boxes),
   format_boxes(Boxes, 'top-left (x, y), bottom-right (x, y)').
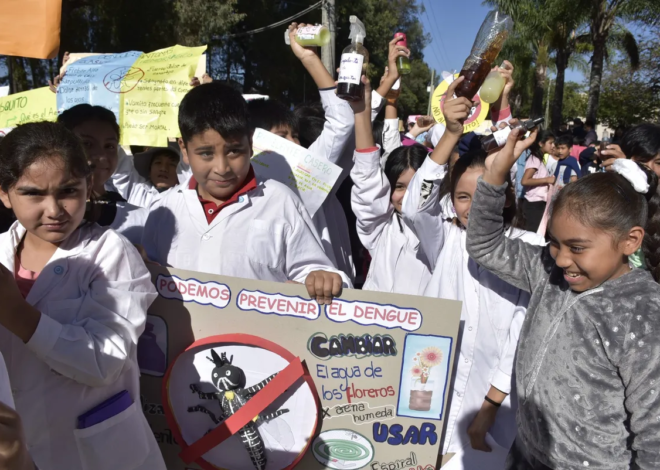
top-left (56, 51), bottom-right (143, 120)
top-left (0, 0), bottom-right (62, 59)
top-left (252, 129), bottom-right (342, 217)
top-left (139, 266), bottom-right (461, 470)
top-left (431, 73), bottom-right (490, 133)
top-left (119, 45), bottom-right (207, 146)
top-left (0, 87), bottom-right (57, 129)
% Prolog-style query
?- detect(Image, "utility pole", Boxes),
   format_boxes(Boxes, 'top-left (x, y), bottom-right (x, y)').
top-left (545, 78), bottom-right (552, 127)
top-left (427, 69), bottom-right (435, 115)
top-left (321, 0), bottom-right (335, 76)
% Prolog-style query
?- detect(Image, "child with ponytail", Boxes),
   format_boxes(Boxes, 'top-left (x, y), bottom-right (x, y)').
top-left (466, 125), bottom-right (660, 469)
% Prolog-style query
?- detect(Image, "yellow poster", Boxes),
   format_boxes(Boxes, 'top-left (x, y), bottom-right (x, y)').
top-left (0, 87), bottom-right (58, 128)
top-left (431, 74), bottom-right (490, 134)
top-left (119, 45), bottom-right (207, 146)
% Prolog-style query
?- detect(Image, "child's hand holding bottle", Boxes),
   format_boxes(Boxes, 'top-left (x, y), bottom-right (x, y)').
top-left (484, 124), bottom-right (538, 185)
top-left (443, 76), bottom-right (474, 136)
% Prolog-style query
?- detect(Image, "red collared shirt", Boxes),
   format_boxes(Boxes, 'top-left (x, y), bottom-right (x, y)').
top-left (189, 167), bottom-right (258, 224)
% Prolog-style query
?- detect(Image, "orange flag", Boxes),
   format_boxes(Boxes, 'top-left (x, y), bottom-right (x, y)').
top-left (0, 0), bottom-right (62, 59)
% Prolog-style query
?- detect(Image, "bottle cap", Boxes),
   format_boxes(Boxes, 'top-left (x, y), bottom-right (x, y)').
top-left (525, 117), bottom-right (545, 129)
top-left (394, 32), bottom-right (407, 47)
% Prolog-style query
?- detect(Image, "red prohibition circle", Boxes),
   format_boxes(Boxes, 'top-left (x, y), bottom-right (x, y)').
top-left (162, 334), bottom-right (322, 470)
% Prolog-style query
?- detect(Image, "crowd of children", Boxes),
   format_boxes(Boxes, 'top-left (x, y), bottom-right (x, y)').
top-left (0, 22), bottom-right (659, 470)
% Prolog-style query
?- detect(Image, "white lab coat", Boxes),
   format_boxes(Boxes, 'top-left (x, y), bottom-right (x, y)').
top-left (0, 222), bottom-right (165, 470)
top-left (108, 148), bottom-right (191, 209)
top-left (402, 157), bottom-right (545, 468)
top-left (381, 118), bottom-right (403, 167)
top-left (309, 88), bottom-right (356, 280)
top-left (109, 201), bottom-right (148, 246)
top-left (351, 148), bottom-right (432, 295)
top-left (0, 351), bottom-right (13, 409)
top-left (142, 171), bottom-right (352, 287)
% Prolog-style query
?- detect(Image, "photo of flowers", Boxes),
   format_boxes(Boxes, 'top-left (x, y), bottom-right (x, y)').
top-left (397, 334), bottom-right (453, 420)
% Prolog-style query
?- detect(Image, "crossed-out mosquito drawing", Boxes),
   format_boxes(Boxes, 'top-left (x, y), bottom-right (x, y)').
top-left (188, 350), bottom-right (295, 470)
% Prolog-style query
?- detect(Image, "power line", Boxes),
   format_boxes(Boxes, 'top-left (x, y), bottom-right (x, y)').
top-left (424, 0), bottom-right (452, 68)
top-left (213, 0), bottom-right (323, 41)
top-left (420, 1), bottom-right (446, 72)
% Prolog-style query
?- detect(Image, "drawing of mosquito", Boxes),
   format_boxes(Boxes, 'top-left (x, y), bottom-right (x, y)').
top-left (188, 350), bottom-right (294, 470)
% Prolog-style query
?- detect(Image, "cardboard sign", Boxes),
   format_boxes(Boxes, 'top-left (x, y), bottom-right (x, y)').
top-left (431, 74), bottom-right (490, 134)
top-left (0, 0), bottom-right (62, 59)
top-left (139, 266), bottom-right (461, 470)
top-left (0, 87), bottom-right (58, 128)
top-left (56, 45), bottom-right (206, 146)
top-left (252, 129), bottom-right (343, 217)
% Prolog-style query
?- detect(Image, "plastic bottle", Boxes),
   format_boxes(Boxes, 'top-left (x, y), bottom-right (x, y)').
top-left (394, 32), bottom-right (411, 75)
top-left (454, 11), bottom-right (513, 100)
top-left (479, 63), bottom-right (507, 103)
top-left (284, 24), bottom-right (330, 47)
top-left (480, 117), bottom-right (544, 152)
top-left (386, 77), bottom-right (401, 100)
top-left (337, 16), bottom-right (369, 102)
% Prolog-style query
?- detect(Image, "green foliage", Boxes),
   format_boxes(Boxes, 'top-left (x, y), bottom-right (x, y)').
top-left (174, 0), bottom-right (245, 46)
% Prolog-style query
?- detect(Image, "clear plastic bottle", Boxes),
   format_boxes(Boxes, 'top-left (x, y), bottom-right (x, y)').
top-left (394, 32), bottom-right (411, 75)
top-left (284, 24), bottom-right (331, 47)
top-left (454, 11), bottom-right (513, 100)
top-left (479, 64), bottom-right (506, 103)
top-left (480, 117), bottom-right (544, 152)
top-left (337, 16), bottom-right (369, 102)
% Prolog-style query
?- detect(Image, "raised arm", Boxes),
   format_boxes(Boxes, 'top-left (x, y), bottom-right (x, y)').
top-left (467, 127), bottom-right (548, 293)
top-left (372, 38), bottom-right (410, 121)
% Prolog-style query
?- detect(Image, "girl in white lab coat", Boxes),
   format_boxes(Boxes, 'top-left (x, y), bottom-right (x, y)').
top-left (57, 104), bottom-right (147, 245)
top-left (401, 76), bottom-right (545, 469)
top-left (351, 143), bottom-right (432, 295)
top-left (0, 122), bottom-right (165, 470)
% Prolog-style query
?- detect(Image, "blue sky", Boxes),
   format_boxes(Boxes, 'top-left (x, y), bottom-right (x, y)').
top-left (418, 0), bottom-right (586, 84)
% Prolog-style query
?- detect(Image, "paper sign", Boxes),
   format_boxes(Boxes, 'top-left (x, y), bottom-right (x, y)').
top-left (138, 266), bottom-right (461, 470)
top-left (56, 51), bottom-right (143, 121)
top-left (0, 0), bottom-right (62, 59)
top-left (0, 87), bottom-right (57, 128)
top-left (119, 45), bottom-right (207, 146)
top-left (252, 128), bottom-right (342, 217)
top-left (431, 74), bottom-right (490, 133)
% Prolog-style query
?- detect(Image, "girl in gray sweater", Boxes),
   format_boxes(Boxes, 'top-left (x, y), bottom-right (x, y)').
top-left (466, 127), bottom-right (660, 469)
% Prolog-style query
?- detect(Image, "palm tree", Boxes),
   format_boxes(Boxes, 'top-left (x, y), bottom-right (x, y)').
top-left (584, 0), bottom-right (654, 122)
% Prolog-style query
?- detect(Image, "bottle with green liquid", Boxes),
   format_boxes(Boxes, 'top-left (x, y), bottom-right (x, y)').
top-left (284, 24), bottom-right (330, 47)
top-left (394, 32), bottom-right (411, 75)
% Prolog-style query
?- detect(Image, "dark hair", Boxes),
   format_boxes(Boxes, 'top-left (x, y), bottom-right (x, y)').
top-left (555, 134), bottom-right (573, 148)
top-left (372, 120), bottom-right (384, 149)
top-left (57, 104), bottom-right (120, 138)
top-left (247, 99), bottom-right (299, 136)
top-left (551, 164), bottom-right (660, 281)
top-left (0, 122), bottom-right (91, 192)
top-left (620, 123), bottom-right (660, 164)
top-left (445, 147), bottom-right (518, 227)
top-left (539, 130), bottom-right (555, 144)
top-left (295, 102), bottom-right (326, 149)
top-left (384, 144), bottom-right (427, 200)
top-left (150, 148), bottom-right (180, 169)
top-left (585, 118), bottom-right (596, 129)
top-left (528, 129), bottom-right (556, 161)
top-left (178, 82), bottom-right (251, 144)
top-left (573, 118), bottom-right (583, 126)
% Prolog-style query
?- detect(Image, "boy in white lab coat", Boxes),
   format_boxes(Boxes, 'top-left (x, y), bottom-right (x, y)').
top-left (0, 351), bottom-right (34, 470)
top-left (142, 82), bottom-right (351, 303)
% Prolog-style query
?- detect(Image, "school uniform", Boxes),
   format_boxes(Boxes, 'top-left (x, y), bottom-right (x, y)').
top-left (108, 147), bottom-right (190, 209)
top-left (351, 147), bottom-right (432, 295)
top-left (0, 222), bottom-right (165, 470)
top-left (309, 87), bottom-right (357, 280)
top-left (92, 191), bottom-right (148, 246)
top-left (143, 166), bottom-right (352, 287)
top-left (402, 157), bottom-right (546, 469)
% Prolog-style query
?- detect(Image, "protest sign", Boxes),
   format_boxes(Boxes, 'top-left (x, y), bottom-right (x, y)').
top-left (431, 74), bottom-right (490, 133)
top-left (252, 129), bottom-right (342, 217)
top-left (0, 87), bottom-right (58, 129)
top-left (56, 51), bottom-right (143, 121)
top-left (0, 0), bottom-right (62, 59)
top-left (139, 266), bottom-right (461, 470)
top-left (118, 45), bottom-right (207, 146)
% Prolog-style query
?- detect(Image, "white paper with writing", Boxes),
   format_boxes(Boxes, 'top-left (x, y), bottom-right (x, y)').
top-left (251, 128), bottom-right (342, 217)
top-left (339, 53), bottom-right (364, 85)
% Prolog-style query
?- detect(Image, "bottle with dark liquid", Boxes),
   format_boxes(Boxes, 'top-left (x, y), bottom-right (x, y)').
top-left (480, 117), bottom-right (544, 152)
top-left (337, 16), bottom-right (369, 102)
top-left (454, 11), bottom-right (513, 100)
